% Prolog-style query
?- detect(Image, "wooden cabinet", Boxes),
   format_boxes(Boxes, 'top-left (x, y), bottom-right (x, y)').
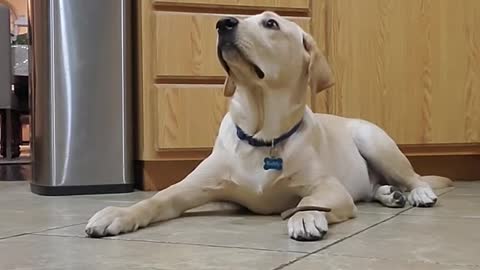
top-left (138, 2), bottom-right (311, 157)
top-left (149, 11), bottom-right (309, 152)
top-left (154, 12), bottom-right (309, 79)
top-left (136, 0), bottom-right (480, 190)
top-left (322, 0), bottom-right (480, 144)
top-left (154, 0), bottom-right (309, 8)
top-left (153, 85), bottom-right (228, 149)
top-left (136, 0), bottom-right (315, 189)
top-left (154, 12), bottom-right (226, 78)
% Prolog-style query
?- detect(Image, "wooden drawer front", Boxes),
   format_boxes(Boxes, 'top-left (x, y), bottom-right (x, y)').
top-left (154, 85), bottom-right (228, 150)
top-left (154, 0), bottom-right (309, 9)
top-left (154, 12), bottom-right (310, 78)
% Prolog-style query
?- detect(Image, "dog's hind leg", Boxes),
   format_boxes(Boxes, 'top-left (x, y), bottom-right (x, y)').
top-left (373, 185), bottom-right (406, 208)
top-left (349, 120), bottom-right (444, 207)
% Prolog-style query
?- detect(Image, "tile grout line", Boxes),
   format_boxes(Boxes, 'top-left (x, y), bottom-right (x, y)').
top-left (33, 222), bottom-right (88, 234)
top-left (0, 232), bottom-right (30, 241)
top-left (271, 188), bottom-right (456, 270)
top-left (3, 188), bottom-right (457, 260)
top-left (323, 252), bottom-right (480, 268)
top-left (271, 206), bottom-right (414, 270)
top-left (0, 222), bottom-right (87, 241)
top-left (31, 233), bottom-right (310, 254)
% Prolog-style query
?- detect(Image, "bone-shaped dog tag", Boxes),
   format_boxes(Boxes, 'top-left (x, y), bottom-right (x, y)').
top-left (263, 141), bottom-right (283, 170)
top-left (263, 157), bottom-right (283, 171)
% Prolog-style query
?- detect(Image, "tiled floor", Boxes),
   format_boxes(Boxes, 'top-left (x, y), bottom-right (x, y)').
top-left (0, 181), bottom-right (479, 270)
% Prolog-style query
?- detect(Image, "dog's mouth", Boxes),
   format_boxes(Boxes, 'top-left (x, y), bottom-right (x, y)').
top-left (217, 44), bottom-right (265, 79)
top-left (253, 64), bottom-right (265, 79)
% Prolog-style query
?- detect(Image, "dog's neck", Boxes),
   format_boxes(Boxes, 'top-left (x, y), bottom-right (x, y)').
top-left (229, 83), bottom-right (307, 141)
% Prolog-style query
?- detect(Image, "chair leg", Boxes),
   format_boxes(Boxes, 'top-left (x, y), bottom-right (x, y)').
top-left (0, 110), bottom-right (21, 159)
top-left (11, 110), bottom-right (21, 158)
top-left (0, 110), bottom-right (5, 158)
top-left (5, 110), bottom-right (13, 159)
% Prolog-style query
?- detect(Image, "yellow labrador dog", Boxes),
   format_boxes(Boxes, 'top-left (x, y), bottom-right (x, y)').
top-left (86, 12), bottom-right (452, 241)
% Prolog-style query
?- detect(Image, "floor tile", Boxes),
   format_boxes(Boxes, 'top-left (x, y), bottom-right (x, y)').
top-left (283, 254), bottom-right (480, 270)
top-left (435, 186), bottom-right (456, 196)
top-left (0, 234), bottom-right (299, 270)
top-left (450, 181), bottom-right (480, 189)
top-left (355, 202), bottom-right (408, 215)
top-left (0, 212), bottom-right (82, 239)
top-left (324, 215), bottom-right (480, 266)
top-left (0, 183), bottom-right (132, 238)
top-left (68, 190), bottom-right (155, 203)
top-left (402, 185), bottom-right (480, 218)
top-left (2, 181), bottom-right (479, 269)
top-left (0, 180), bottom-right (31, 194)
top-left (355, 187), bottom-right (453, 215)
top-left (402, 195), bottom-right (480, 218)
top-left (444, 185), bottom-right (480, 197)
top-left (0, 194), bottom-right (131, 218)
top-left (37, 212), bottom-right (392, 253)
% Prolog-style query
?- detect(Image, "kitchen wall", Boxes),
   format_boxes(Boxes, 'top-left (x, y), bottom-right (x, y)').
top-left (0, 0), bottom-right (27, 34)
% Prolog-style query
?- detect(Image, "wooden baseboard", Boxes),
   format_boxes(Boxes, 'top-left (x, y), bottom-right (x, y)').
top-left (399, 143), bottom-right (480, 157)
top-left (137, 144), bottom-right (480, 191)
top-left (408, 155), bottom-right (480, 181)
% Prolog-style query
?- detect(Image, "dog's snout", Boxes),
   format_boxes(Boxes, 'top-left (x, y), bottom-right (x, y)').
top-left (216, 17), bottom-right (239, 34)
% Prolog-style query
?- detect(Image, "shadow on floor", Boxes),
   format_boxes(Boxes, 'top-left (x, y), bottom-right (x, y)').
top-left (0, 164), bottom-right (31, 181)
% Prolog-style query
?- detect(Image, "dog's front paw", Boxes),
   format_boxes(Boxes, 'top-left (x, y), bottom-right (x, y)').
top-left (287, 210), bottom-right (328, 241)
top-left (85, 206), bottom-right (139, 238)
top-left (408, 186), bottom-right (437, 207)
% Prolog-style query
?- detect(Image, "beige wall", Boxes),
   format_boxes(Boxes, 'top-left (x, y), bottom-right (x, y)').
top-left (0, 0), bottom-right (28, 34)
top-left (1, 0), bottom-right (27, 18)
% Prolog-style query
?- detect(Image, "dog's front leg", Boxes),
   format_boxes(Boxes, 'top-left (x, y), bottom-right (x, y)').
top-left (288, 176), bottom-right (357, 241)
top-left (85, 154), bottom-right (230, 238)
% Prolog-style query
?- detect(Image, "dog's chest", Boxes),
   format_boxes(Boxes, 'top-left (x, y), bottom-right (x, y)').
top-left (233, 166), bottom-right (283, 193)
top-left (226, 148), bottom-right (299, 213)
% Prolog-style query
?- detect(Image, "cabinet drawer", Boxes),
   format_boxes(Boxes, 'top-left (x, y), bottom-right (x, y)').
top-left (154, 12), bottom-right (310, 78)
top-left (154, 85), bottom-right (228, 150)
top-left (154, 0), bottom-right (309, 9)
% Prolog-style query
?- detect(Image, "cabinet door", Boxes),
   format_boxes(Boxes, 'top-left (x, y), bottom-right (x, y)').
top-left (150, 12), bottom-right (311, 151)
top-left (154, 12), bottom-right (310, 79)
top-left (327, 0), bottom-right (480, 144)
top-left (154, 85), bottom-right (228, 150)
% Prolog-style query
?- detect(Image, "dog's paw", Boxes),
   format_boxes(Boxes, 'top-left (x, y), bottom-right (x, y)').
top-left (287, 210), bottom-right (328, 241)
top-left (408, 186), bottom-right (437, 207)
top-left (375, 185), bottom-right (406, 208)
top-left (85, 206), bottom-right (139, 238)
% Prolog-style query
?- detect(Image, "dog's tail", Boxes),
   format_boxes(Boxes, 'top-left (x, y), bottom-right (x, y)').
top-left (421, 175), bottom-right (453, 189)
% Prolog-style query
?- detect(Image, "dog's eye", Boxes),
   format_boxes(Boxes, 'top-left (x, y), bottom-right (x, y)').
top-left (264, 19), bottom-right (279, 30)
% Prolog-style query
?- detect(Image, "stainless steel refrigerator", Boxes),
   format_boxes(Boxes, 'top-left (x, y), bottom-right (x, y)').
top-left (29, 0), bottom-right (134, 195)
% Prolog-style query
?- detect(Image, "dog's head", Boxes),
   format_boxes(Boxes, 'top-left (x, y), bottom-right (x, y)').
top-left (216, 11), bottom-right (334, 97)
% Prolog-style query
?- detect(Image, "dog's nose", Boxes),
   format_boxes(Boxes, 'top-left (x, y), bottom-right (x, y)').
top-left (216, 17), bottom-right (239, 34)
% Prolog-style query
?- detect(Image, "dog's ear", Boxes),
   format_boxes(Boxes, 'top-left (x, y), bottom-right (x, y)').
top-left (223, 76), bottom-right (236, 97)
top-left (302, 32), bottom-right (334, 93)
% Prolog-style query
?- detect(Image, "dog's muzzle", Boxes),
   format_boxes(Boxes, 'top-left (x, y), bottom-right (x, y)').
top-left (216, 17), bottom-right (265, 79)
top-left (216, 17), bottom-right (237, 74)
top-left (216, 17), bottom-right (239, 37)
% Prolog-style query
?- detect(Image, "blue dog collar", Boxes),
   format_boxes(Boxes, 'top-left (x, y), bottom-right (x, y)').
top-left (235, 120), bottom-right (303, 147)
